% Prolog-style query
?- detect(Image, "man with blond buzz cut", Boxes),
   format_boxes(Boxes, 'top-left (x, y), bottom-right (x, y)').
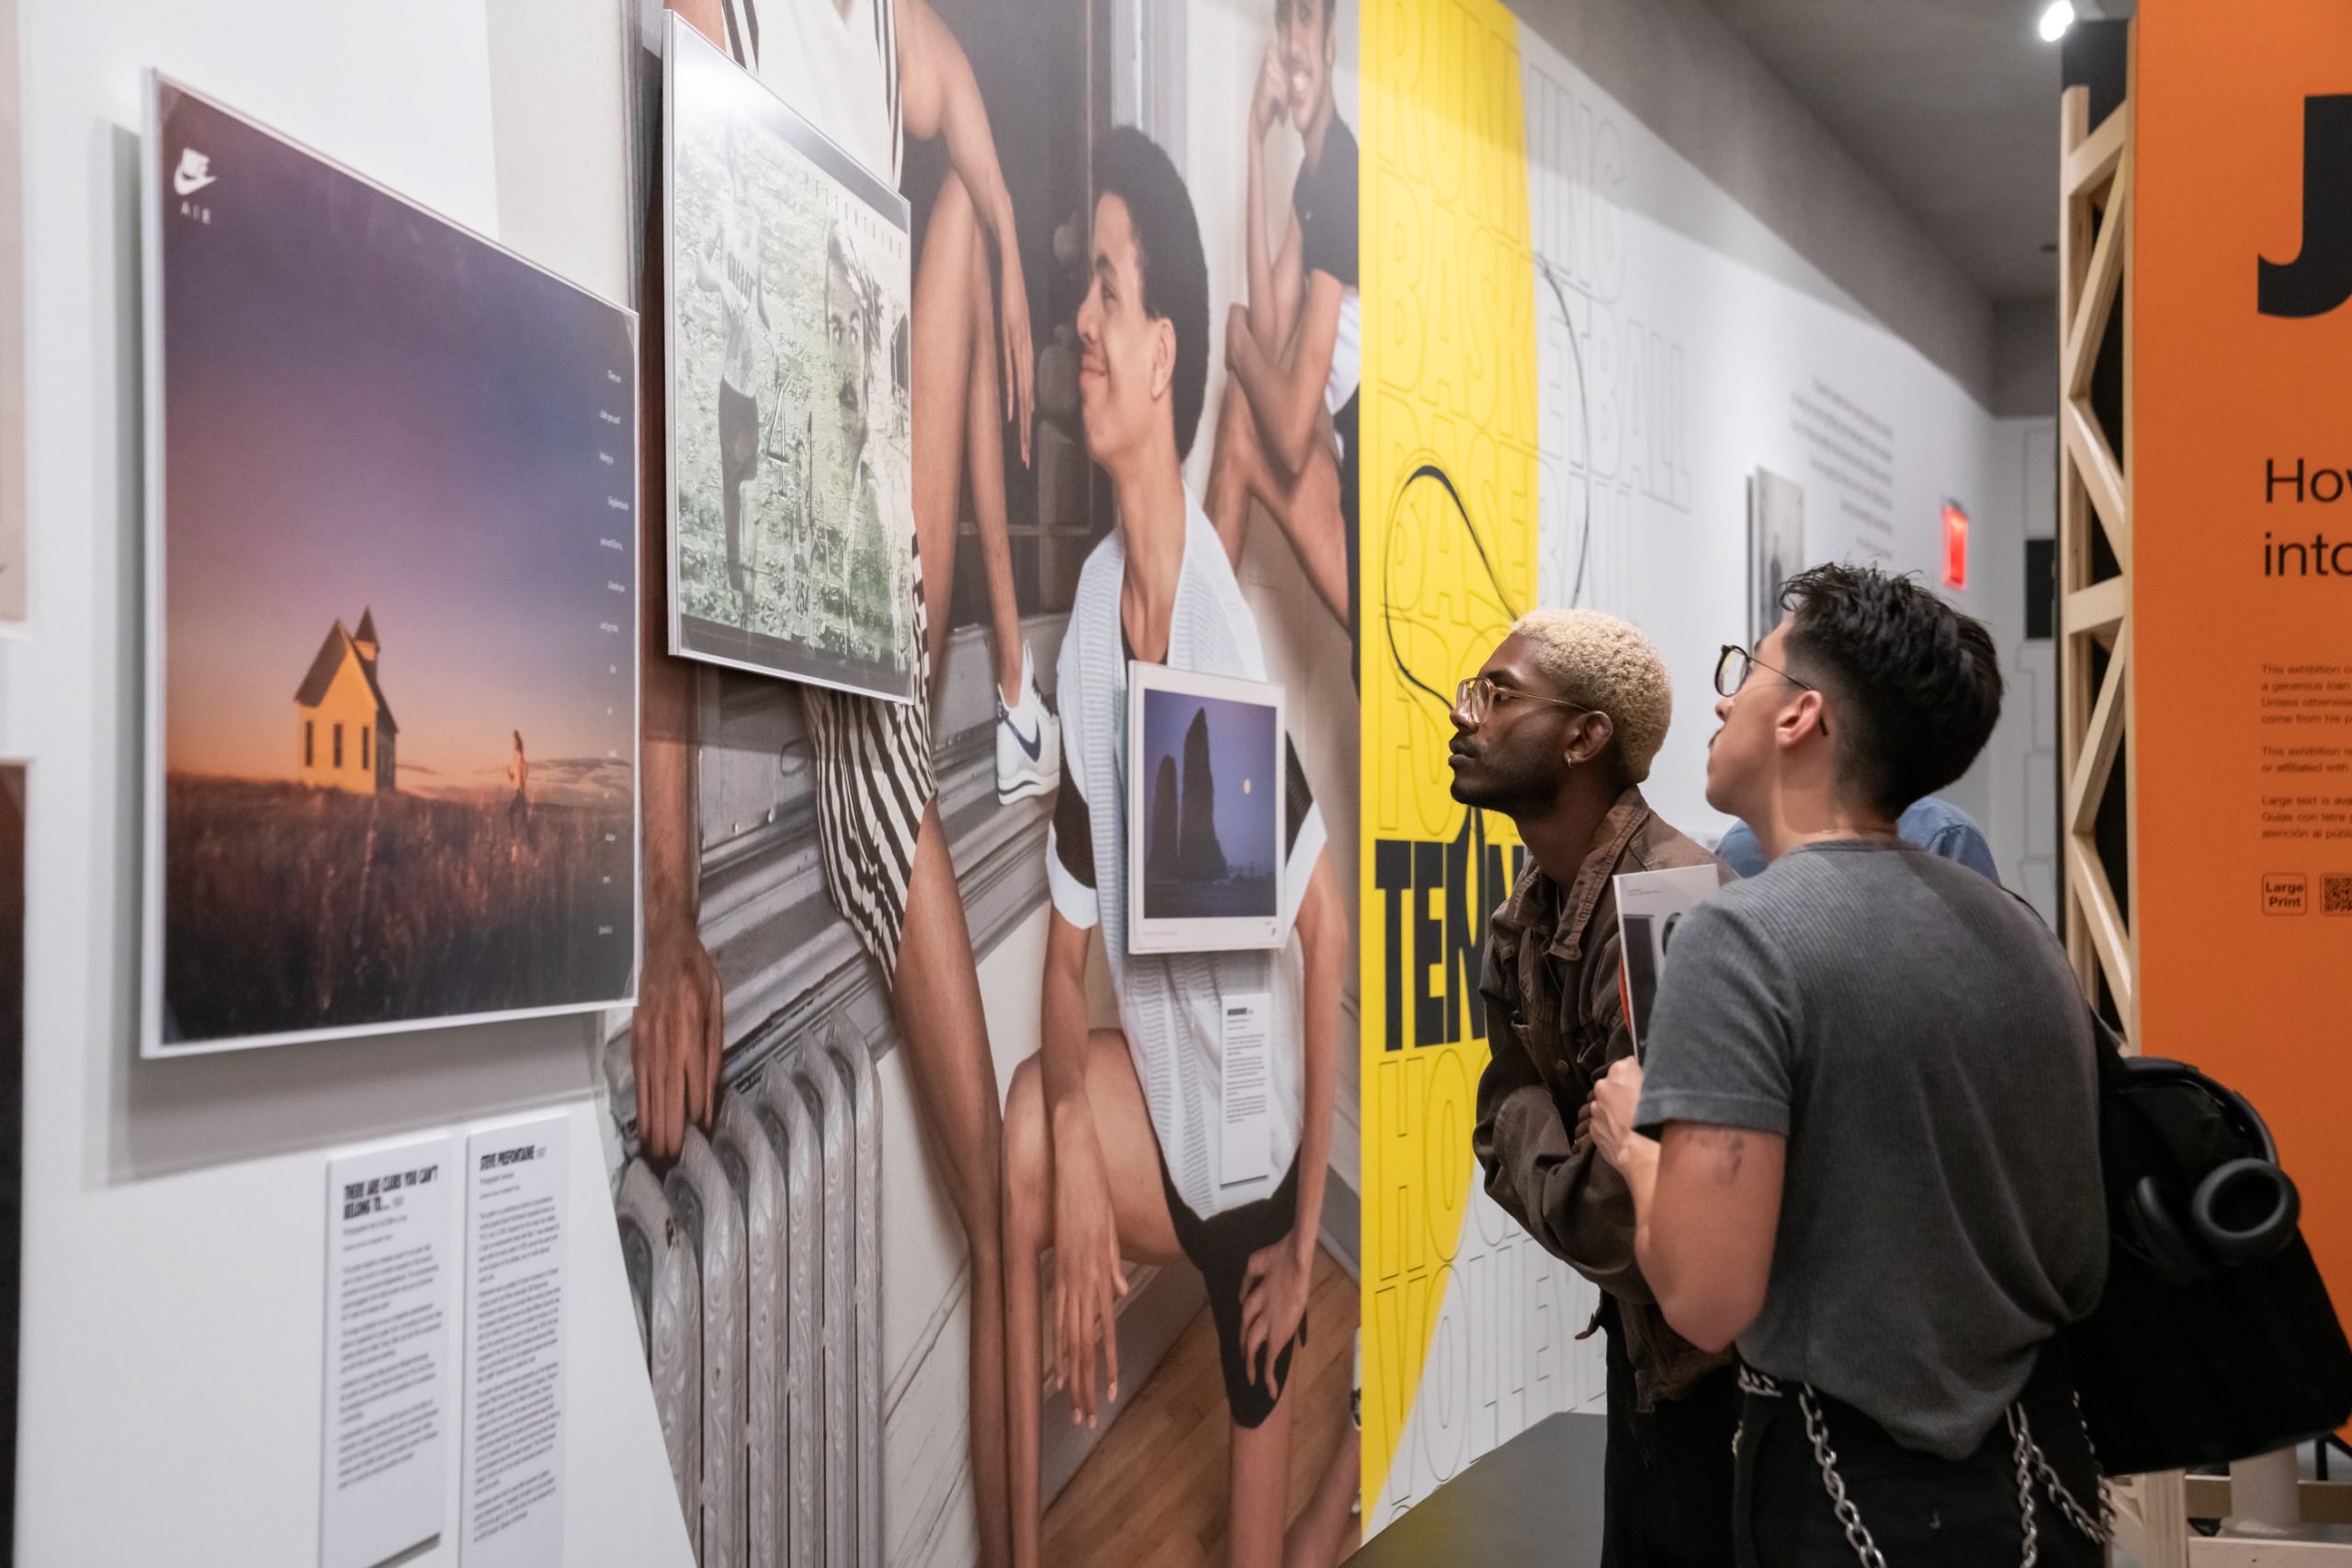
top-left (1452, 609), bottom-right (1738, 1567)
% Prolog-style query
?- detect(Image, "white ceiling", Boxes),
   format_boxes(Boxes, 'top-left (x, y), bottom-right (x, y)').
top-left (1701, 0), bottom-right (2098, 304)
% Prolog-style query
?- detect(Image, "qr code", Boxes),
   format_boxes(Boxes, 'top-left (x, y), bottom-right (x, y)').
top-left (2326, 875), bottom-right (2352, 916)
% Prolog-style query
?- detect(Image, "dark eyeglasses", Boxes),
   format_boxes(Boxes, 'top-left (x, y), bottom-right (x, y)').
top-left (1714, 644), bottom-right (1816, 699)
top-left (1453, 674), bottom-right (1595, 727)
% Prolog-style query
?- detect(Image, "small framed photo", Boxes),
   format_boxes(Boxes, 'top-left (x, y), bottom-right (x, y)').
top-left (1748, 466), bottom-right (1805, 647)
top-left (1126, 662), bottom-right (1287, 954)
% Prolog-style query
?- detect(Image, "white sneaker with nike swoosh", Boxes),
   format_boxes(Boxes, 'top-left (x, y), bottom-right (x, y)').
top-left (995, 640), bottom-right (1060, 803)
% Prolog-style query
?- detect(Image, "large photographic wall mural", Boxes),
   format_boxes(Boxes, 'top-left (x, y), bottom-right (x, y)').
top-left (612, 0), bottom-right (1364, 1562)
top-left (605, 0), bottom-right (2009, 1557)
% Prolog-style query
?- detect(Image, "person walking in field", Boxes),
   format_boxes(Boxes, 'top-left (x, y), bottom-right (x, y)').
top-left (505, 730), bottom-right (530, 842)
top-left (693, 118), bottom-right (772, 600)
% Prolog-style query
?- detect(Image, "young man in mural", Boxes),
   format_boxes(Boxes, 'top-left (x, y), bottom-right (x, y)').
top-left (1589, 568), bottom-right (2105, 1565)
top-left (1204, 0), bottom-right (1359, 639)
top-left (1450, 609), bottom-right (1739, 1568)
top-left (1000, 128), bottom-right (1357, 1568)
top-left (634, 3), bottom-right (1058, 1562)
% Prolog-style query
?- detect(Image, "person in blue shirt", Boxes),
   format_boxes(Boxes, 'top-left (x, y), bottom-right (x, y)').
top-left (1714, 793), bottom-right (1998, 881)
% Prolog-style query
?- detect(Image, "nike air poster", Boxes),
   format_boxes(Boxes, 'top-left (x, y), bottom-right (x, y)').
top-left (141, 75), bottom-right (641, 1053)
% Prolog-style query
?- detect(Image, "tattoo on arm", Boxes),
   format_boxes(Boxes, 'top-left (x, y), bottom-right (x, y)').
top-left (1689, 1125), bottom-right (1747, 1183)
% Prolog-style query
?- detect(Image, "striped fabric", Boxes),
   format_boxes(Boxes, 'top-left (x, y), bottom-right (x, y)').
top-left (801, 548), bottom-right (933, 986)
top-left (722, 0), bottom-right (916, 981)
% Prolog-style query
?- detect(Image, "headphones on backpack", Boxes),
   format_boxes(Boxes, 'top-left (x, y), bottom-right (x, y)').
top-left (2118, 1055), bottom-right (2302, 1287)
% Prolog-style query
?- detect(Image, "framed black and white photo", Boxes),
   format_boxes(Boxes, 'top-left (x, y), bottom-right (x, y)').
top-left (1126, 663), bottom-right (1287, 954)
top-left (663, 14), bottom-right (919, 699)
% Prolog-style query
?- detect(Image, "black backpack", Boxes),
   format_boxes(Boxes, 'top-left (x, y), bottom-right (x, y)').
top-left (2064, 1015), bottom-right (2352, 1475)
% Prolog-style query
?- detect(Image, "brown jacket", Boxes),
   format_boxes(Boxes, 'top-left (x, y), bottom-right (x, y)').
top-left (1471, 786), bottom-right (1732, 1408)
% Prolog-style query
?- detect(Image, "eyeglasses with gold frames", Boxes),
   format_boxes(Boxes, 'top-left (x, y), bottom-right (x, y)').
top-left (1453, 674), bottom-right (1596, 727)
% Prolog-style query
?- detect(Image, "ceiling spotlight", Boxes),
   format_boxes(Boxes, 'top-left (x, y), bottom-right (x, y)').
top-left (2039, 0), bottom-right (2075, 41)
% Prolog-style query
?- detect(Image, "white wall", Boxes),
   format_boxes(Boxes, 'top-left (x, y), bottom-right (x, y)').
top-left (1513, 28), bottom-right (2013, 852)
top-left (10, 2), bottom-right (690, 1562)
top-left (1514, 0), bottom-right (1997, 406)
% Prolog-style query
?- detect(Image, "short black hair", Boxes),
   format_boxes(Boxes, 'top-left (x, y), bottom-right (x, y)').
top-left (1778, 563), bottom-right (2003, 818)
top-left (1093, 127), bottom-right (1208, 461)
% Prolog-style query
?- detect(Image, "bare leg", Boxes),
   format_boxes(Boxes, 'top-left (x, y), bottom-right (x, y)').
top-left (1284, 1420), bottom-right (1360, 1568)
top-left (1001, 1031), bottom-right (1183, 1568)
top-left (1001, 1063), bottom-right (1049, 1568)
top-left (1204, 379), bottom-right (1263, 570)
top-left (1204, 381), bottom-right (1351, 624)
top-left (889, 805), bottom-right (1012, 1568)
top-left (912, 170), bottom-right (984, 679)
top-left (963, 238), bottom-right (1026, 706)
top-left (905, 190), bottom-right (1018, 1566)
top-left (1226, 1386), bottom-right (1298, 1568)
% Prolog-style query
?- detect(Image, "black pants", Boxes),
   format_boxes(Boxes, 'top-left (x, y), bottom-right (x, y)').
top-left (1158, 1156), bottom-right (1304, 1430)
top-left (1735, 1347), bottom-right (2105, 1567)
top-left (718, 378), bottom-right (759, 589)
top-left (1601, 1305), bottom-right (1738, 1568)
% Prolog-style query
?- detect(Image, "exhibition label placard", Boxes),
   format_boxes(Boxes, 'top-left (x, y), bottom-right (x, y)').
top-left (322, 1135), bottom-right (458, 1568)
top-left (460, 1116), bottom-right (570, 1568)
top-left (2136, 4), bottom-right (2352, 1342)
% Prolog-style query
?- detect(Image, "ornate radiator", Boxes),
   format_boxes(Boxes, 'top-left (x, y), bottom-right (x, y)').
top-left (618, 1032), bottom-right (884, 1568)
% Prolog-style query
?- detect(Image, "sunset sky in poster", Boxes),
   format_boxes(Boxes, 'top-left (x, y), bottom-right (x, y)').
top-left (157, 86), bottom-right (636, 806)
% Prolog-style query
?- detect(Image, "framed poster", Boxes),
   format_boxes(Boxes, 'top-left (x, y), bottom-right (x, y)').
top-left (142, 75), bottom-right (641, 1055)
top-left (1748, 465), bottom-right (1805, 646)
top-left (662, 13), bottom-right (919, 700)
top-left (1126, 662), bottom-right (1287, 954)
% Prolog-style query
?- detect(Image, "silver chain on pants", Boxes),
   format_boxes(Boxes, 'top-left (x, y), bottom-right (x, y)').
top-left (1737, 1368), bottom-right (2112, 1568)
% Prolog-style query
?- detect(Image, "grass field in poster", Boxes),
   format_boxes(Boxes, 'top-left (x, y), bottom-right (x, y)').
top-left (147, 79), bottom-right (639, 1052)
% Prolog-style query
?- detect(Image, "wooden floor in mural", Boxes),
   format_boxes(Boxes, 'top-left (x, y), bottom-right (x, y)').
top-left (1043, 1248), bottom-right (1359, 1568)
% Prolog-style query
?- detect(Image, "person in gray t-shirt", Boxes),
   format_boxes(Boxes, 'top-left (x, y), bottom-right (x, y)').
top-left (1587, 565), bottom-right (2108, 1567)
